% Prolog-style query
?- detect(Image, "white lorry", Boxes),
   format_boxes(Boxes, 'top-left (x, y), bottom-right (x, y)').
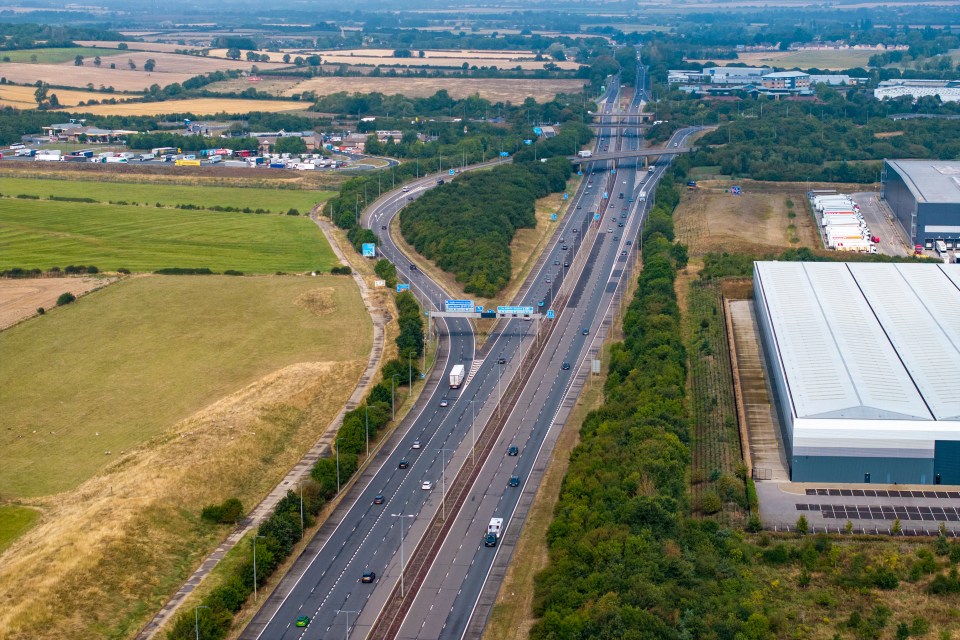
top-left (484, 518), bottom-right (503, 547)
top-left (449, 364), bottom-right (465, 389)
top-left (638, 191), bottom-right (647, 202)
top-left (577, 150), bottom-right (593, 158)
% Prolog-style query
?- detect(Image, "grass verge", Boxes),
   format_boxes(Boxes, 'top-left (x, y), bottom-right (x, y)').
top-left (0, 506), bottom-right (41, 554)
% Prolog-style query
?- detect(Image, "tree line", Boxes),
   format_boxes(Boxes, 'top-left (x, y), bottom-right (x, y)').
top-left (399, 159), bottom-right (571, 297)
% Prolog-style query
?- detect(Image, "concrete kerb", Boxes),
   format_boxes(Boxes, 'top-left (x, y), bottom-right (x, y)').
top-left (132, 209), bottom-right (388, 640)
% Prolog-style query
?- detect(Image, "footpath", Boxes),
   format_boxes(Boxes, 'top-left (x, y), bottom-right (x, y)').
top-left (133, 211), bottom-right (386, 639)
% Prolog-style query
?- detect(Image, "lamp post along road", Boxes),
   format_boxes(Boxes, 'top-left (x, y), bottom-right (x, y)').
top-left (338, 609), bottom-right (359, 640)
top-left (439, 448), bottom-right (454, 519)
top-left (252, 534), bottom-right (266, 602)
top-left (391, 513), bottom-right (416, 597)
top-left (194, 605), bottom-right (208, 640)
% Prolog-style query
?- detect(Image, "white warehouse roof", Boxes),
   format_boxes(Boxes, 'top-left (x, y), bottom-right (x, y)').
top-left (754, 261), bottom-right (960, 423)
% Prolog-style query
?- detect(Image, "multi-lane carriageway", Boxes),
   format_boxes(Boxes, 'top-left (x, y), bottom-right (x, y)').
top-left (243, 66), bottom-right (697, 640)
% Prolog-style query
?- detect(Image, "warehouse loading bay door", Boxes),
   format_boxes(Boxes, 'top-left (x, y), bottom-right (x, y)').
top-left (934, 441), bottom-right (960, 486)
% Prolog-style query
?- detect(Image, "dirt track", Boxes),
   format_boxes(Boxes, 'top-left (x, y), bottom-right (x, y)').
top-left (0, 277), bottom-right (114, 330)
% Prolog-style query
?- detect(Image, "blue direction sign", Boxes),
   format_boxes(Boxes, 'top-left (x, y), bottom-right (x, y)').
top-left (563, 193), bottom-right (568, 200)
top-left (497, 305), bottom-right (534, 316)
top-left (361, 243), bottom-right (376, 258)
top-left (547, 309), bottom-right (555, 319)
top-left (475, 306), bottom-right (483, 313)
top-left (603, 191), bottom-right (609, 199)
top-left (538, 300), bottom-right (545, 307)
top-left (551, 213), bottom-right (557, 221)
top-left (396, 283), bottom-right (410, 292)
top-left (449, 169), bottom-right (456, 175)
top-left (500, 151), bottom-right (510, 157)
top-left (612, 169), bottom-right (617, 175)
top-left (594, 213), bottom-right (601, 221)
top-left (444, 299), bottom-right (474, 312)
top-left (524, 139), bottom-right (533, 145)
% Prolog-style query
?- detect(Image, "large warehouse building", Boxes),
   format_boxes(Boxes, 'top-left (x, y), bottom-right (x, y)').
top-left (883, 159), bottom-right (960, 249)
top-left (754, 261), bottom-right (960, 484)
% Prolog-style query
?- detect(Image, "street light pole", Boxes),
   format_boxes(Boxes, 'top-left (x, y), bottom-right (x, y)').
top-left (252, 534), bottom-right (266, 601)
top-left (194, 605), bottom-right (209, 640)
top-left (497, 361), bottom-right (502, 419)
top-left (408, 352), bottom-right (412, 398)
top-left (365, 404), bottom-right (369, 459)
top-left (391, 513), bottom-right (415, 597)
top-left (469, 399), bottom-right (477, 466)
top-left (337, 609), bottom-right (359, 640)
top-left (298, 478), bottom-right (304, 538)
top-left (439, 448), bottom-right (453, 519)
top-left (391, 374), bottom-right (400, 421)
top-left (335, 437), bottom-right (341, 494)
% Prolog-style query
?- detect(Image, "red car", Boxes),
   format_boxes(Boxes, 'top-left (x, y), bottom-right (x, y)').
top-left (915, 245), bottom-right (924, 255)
top-left (870, 235), bottom-right (880, 244)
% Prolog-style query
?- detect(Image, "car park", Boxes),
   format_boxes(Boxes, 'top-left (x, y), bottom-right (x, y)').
top-left (362, 571), bottom-right (376, 583)
top-left (373, 494), bottom-right (385, 504)
top-left (507, 445), bottom-right (519, 456)
top-left (421, 480), bottom-right (434, 490)
top-left (398, 459), bottom-right (409, 469)
top-left (296, 616), bottom-right (310, 627)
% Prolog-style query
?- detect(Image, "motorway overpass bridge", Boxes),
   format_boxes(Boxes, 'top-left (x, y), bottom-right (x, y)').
top-left (567, 146), bottom-right (696, 165)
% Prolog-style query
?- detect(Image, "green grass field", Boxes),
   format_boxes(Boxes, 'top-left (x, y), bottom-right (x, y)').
top-left (0, 177), bottom-right (333, 213)
top-left (0, 506), bottom-right (41, 553)
top-left (0, 47), bottom-right (120, 64)
top-left (0, 198), bottom-right (336, 272)
top-left (0, 275), bottom-right (371, 498)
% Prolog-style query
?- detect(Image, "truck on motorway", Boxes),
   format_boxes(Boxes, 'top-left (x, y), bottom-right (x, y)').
top-left (638, 191), bottom-right (647, 202)
top-left (484, 518), bottom-right (503, 547)
top-left (577, 150), bottom-right (593, 158)
top-left (105, 156), bottom-right (128, 163)
top-left (175, 158), bottom-right (200, 166)
top-left (35, 150), bottom-right (61, 161)
top-left (15, 148), bottom-right (36, 157)
top-left (138, 153), bottom-right (155, 161)
top-left (449, 364), bottom-right (465, 389)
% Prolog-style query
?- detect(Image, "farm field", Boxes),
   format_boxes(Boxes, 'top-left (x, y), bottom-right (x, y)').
top-left (673, 180), bottom-right (818, 256)
top-left (205, 76), bottom-right (585, 102)
top-left (0, 84), bottom-right (142, 109)
top-left (0, 176), bottom-right (332, 212)
top-left (0, 276), bottom-right (114, 330)
top-left (0, 275), bottom-right (370, 639)
top-left (0, 197), bottom-right (335, 273)
top-left (688, 49), bottom-right (874, 70)
top-left (73, 40), bottom-right (201, 53)
top-left (0, 275), bottom-right (369, 499)
top-left (74, 96), bottom-right (308, 115)
top-left (0, 46), bottom-right (120, 64)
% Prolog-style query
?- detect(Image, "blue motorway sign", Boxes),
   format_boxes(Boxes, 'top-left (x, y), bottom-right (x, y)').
top-left (361, 243), bottom-right (376, 258)
top-left (497, 305), bottom-right (534, 315)
top-left (475, 306), bottom-right (484, 313)
top-left (563, 193), bottom-right (568, 200)
top-left (449, 169), bottom-right (456, 175)
top-left (603, 191), bottom-right (609, 199)
top-left (500, 151), bottom-right (510, 157)
top-left (546, 309), bottom-right (555, 319)
top-left (594, 213), bottom-right (601, 220)
top-left (551, 213), bottom-right (557, 221)
top-left (444, 299), bottom-right (475, 312)
top-left (538, 300), bottom-right (545, 307)
top-left (397, 283), bottom-right (410, 292)
top-left (524, 139), bottom-right (533, 145)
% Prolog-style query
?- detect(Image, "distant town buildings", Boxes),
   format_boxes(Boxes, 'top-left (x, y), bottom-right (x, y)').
top-left (670, 68), bottom-right (864, 98)
top-left (874, 79), bottom-right (960, 104)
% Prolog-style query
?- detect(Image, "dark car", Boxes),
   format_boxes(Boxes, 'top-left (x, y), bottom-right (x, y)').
top-left (509, 475), bottom-right (520, 487)
top-left (362, 571), bottom-right (376, 583)
top-left (572, 228), bottom-right (578, 233)
top-left (398, 459), bottom-right (409, 469)
top-left (576, 204), bottom-right (581, 209)
top-left (373, 494), bottom-right (385, 504)
top-left (507, 445), bottom-right (519, 456)
top-left (561, 362), bottom-right (571, 370)
top-left (409, 264), bottom-right (418, 271)
top-left (618, 222), bottom-right (624, 227)
top-left (554, 259), bottom-right (560, 265)
top-left (296, 616), bottom-right (310, 628)
top-left (626, 240), bottom-right (632, 245)
top-left (497, 357), bottom-right (507, 365)
top-left (564, 261), bottom-right (569, 267)
top-left (562, 244), bottom-right (568, 250)
top-left (381, 224), bottom-right (387, 230)
top-left (582, 327), bottom-right (589, 335)
top-left (621, 250), bottom-right (628, 257)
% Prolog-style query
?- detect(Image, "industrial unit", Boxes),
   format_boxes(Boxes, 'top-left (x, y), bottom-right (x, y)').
top-left (883, 159), bottom-right (960, 249)
top-left (753, 261), bottom-right (960, 484)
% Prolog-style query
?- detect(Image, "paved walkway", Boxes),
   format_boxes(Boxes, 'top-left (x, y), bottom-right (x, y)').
top-left (133, 212), bottom-right (386, 640)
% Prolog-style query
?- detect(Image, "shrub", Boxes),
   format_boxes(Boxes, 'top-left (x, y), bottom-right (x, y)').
top-left (796, 514), bottom-right (809, 535)
top-left (287, 208), bottom-right (300, 215)
top-left (154, 267), bottom-right (214, 275)
top-left (697, 491), bottom-right (722, 515)
top-left (117, 268), bottom-right (131, 274)
top-left (36, 307), bottom-right (45, 315)
top-left (223, 270), bottom-right (244, 276)
top-left (330, 265), bottom-right (352, 275)
top-left (201, 497), bottom-right (244, 524)
top-left (56, 292), bottom-right (76, 306)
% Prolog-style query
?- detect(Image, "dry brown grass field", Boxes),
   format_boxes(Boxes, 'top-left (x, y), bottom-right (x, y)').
top-left (688, 49), bottom-right (875, 70)
top-left (673, 180), bottom-right (820, 257)
top-left (0, 277), bottom-right (116, 330)
top-left (76, 97), bottom-right (307, 116)
top-left (0, 275), bottom-right (371, 639)
top-left (211, 76), bottom-right (585, 102)
top-left (0, 84), bottom-right (142, 109)
top-left (73, 40), bottom-right (199, 53)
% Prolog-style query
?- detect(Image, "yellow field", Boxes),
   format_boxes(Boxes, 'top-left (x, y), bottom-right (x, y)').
top-left (73, 97), bottom-right (308, 116)
top-left (73, 40), bottom-right (197, 53)
top-left (0, 84), bottom-right (142, 109)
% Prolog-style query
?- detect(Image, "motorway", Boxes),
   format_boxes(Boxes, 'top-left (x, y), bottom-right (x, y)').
top-left (243, 52), bottom-right (694, 640)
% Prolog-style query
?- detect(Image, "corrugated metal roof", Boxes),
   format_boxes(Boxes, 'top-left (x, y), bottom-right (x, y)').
top-left (885, 159), bottom-right (960, 204)
top-left (755, 262), bottom-right (960, 423)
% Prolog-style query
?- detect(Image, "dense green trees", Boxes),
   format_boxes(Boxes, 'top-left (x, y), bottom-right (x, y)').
top-left (399, 159), bottom-right (571, 297)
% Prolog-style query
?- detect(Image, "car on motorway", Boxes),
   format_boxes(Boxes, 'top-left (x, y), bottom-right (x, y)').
top-left (561, 362), bottom-right (571, 370)
top-left (607, 227), bottom-right (613, 233)
top-left (562, 244), bottom-right (568, 250)
top-left (621, 250), bottom-right (628, 257)
top-left (398, 459), bottom-right (409, 469)
top-left (362, 571), bottom-right (376, 583)
top-left (402, 186), bottom-right (410, 192)
top-left (507, 445), bottom-right (519, 456)
top-left (626, 240), bottom-right (632, 245)
top-left (296, 616), bottom-right (310, 628)
top-left (618, 222), bottom-right (624, 227)
top-left (509, 476), bottom-right (520, 487)
top-left (439, 398), bottom-right (449, 407)
top-left (576, 204), bottom-right (581, 209)
top-left (582, 327), bottom-right (589, 335)
top-left (564, 261), bottom-right (570, 267)
top-left (409, 263), bottom-right (418, 271)
top-left (554, 259), bottom-right (560, 265)
top-left (381, 224), bottom-right (387, 230)
top-left (613, 235), bottom-right (619, 240)
top-left (413, 439), bottom-right (422, 448)
top-left (497, 357), bottom-right (507, 364)
top-left (373, 494), bottom-right (385, 505)
top-left (545, 277), bottom-right (551, 284)
top-left (407, 196), bottom-right (414, 201)
top-left (421, 480), bottom-right (434, 490)
top-left (572, 228), bottom-right (578, 233)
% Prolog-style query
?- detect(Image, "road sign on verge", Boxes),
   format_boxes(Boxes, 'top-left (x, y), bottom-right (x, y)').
top-left (500, 151), bottom-right (509, 157)
top-left (374, 279), bottom-right (386, 287)
top-left (550, 213), bottom-right (557, 221)
top-left (594, 213), bottom-right (601, 221)
top-left (497, 305), bottom-right (534, 315)
top-left (397, 283), bottom-right (410, 292)
top-left (546, 309), bottom-right (555, 319)
top-left (362, 243), bottom-right (376, 258)
top-left (444, 299), bottom-right (475, 312)
top-left (449, 169), bottom-right (456, 175)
